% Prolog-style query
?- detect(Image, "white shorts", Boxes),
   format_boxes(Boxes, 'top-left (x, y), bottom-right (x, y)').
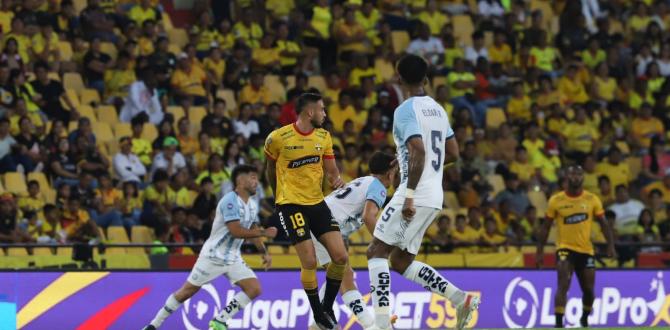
top-left (373, 199), bottom-right (439, 255)
top-left (187, 257), bottom-right (256, 287)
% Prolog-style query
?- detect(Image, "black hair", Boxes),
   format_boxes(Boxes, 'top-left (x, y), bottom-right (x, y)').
top-left (28, 180), bottom-right (39, 188)
top-left (368, 152), bottom-right (396, 175)
top-left (295, 92), bottom-right (322, 115)
top-left (231, 164), bottom-right (257, 188)
top-left (43, 204), bottom-right (57, 214)
top-left (33, 61), bottom-right (49, 71)
top-left (200, 176), bottom-right (213, 185)
top-left (605, 210), bottom-right (616, 220)
top-left (396, 54), bottom-right (428, 85)
top-left (615, 184), bottom-right (627, 193)
top-left (152, 169), bottom-right (169, 183)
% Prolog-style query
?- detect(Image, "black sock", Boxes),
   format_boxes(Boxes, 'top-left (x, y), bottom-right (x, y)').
top-left (581, 311), bottom-right (589, 327)
top-left (305, 288), bottom-right (324, 316)
top-left (556, 313), bottom-right (564, 328)
top-left (321, 277), bottom-right (342, 314)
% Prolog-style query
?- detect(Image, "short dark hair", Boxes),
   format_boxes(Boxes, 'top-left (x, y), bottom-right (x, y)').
top-left (231, 164), bottom-right (257, 188)
top-left (34, 61), bottom-right (49, 71)
top-left (28, 180), bottom-right (39, 188)
top-left (615, 184), bottom-right (628, 193)
top-left (368, 152), bottom-right (396, 175)
top-left (295, 92), bottom-right (322, 115)
top-left (153, 169), bottom-right (169, 183)
top-left (200, 176), bottom-right (213, 185)
top-left (396, 54), bottom-right (428, 85)
top-left (43, 204), bottom-right (57, 214)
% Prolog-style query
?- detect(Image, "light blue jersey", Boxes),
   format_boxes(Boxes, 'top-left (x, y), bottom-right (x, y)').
top-left (325, 176), bottom-right (387, 237)
top-left (201, 191), bottom-right (259, 265)
top-left (393, 96), bottom-right (454, 209)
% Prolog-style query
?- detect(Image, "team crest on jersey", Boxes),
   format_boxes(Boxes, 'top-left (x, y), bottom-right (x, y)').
top-left (227, 203), bottom-right (233, 209)
top-left (297, 228), bottom-right (305, 237)
top-left (315, 143), bottom-right (323, 151)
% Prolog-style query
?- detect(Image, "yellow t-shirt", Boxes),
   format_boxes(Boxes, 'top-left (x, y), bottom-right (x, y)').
top-left (532, 154), bottom-right (561, 183)
top-left (558, 77), bottom-right (589, 104)
top-left (171, 67), bottom-right (207, 97)
top-left (452, 226), bottom-right (482, 252)
top-left (632, 117), bottom-right (664, 148)
top-left (18, 196), bottom-right (45, 212)
top-left (506, 95), bottom-right (532, 121)
top-left (62, 209), bottom-right (91, 237)
top-left (203, 57), bottom-right (226, 84)
top-left (233, 22), bottom-right (264, 48)
top-left (629, 15), bottom-right (651, 33)
top-left (328, 104), bottom-right (357, 133)
top-left (195, 170), bottom-right (230, 187)
top-left (510, 161), bottom-right (535, 182)
top-left (563, 122), bottom-right (599, 153)
top-left (530, 46), bottom-right (557, 72)
top-left (581, 49), bottom-right (606, 69)
top-left (173, 187), bottom-right (194, 208)
top-left (349, 67), bottom-right (382, 86)
top-left (252, 47), bottom-right (281, 66)
top-left (104, 69), bottom-right (136, 99)
top-left (138, 36), bottom-right (154, 56)
top-left (336, 22), bottom-right (367, 53)
top-left (132, 138), bottom-right (153, 166)
top-left (546, 191), bottom-right (604, 255)
top-left (488, 44), bottom-right (513, 66)
top-left (642, 181), bottom-right (670, 203)
top-left (264, 124), bottom-right (335, 205)
top-left (447, 71), bottom-right (476, 98)
top-left (144, 185), bottom-right (176, 205)
top-left (31, 32), bottom-right (60, 61)
top-left (417, 11), bottom-right (448, 35)
top-left (480, 232), bottom-right (507, 252)
top-left (128, 5), bottom-right (157, 25)
top-left (96, 188), bottom-right (122, 207)
top-left (192, 27), bottom-right (221, 52)
top-left (444, 47), bottom-right (464, 68)
top-left (595, 162), bottom-right (631, 188)
top-left (522, 139), bottom-right (544, 162)
top-left (277, 40), bottom-right (301, 66)
top-left (239, 85), bottom-right (272, 105)
top-left (266, 0), bottom-right (295, 17)
top-left (0, 11), bottom-right (13, 34)
top-left (307, 6), bottom-right (332, 39)
top-left (218, 33), bottom-right (235, 51)
top-left (593, 76), bottom-right (617, 102)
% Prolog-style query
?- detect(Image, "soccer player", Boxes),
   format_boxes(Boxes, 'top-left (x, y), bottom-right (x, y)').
top-left (366, 54), bottom-right (479, 330)
top-left (308, 151), bottom-right (397, 330)
top-left (143, 165), bottom-right (277, 330)
top-left (536, 165), bottom-right (616, 328)
top-left (264, 92), bottom-right (348, 329)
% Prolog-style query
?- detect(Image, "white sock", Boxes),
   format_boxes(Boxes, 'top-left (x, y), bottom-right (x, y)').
top-left (368, 258), bottom-right (391, 328)
top-left (402, 261), bottom-right (465, 306)
top-left (215, 291), bottom-right (252, 323)
top-left (342, 290), bottom-right (374, 328)
top-left (150, 294), bottom-right (182, 327)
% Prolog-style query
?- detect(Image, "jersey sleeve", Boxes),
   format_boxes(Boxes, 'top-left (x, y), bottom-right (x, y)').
top-left (219, 193), bottom-right (241, 223)
top-left (393, 100), bottom-right (422, 144)
top-left (592, 194), bottom-right (605, 218)
top-left (323, 131), bottom-right (335, 159)
top-left (545, 196), bottom-right (557, 220)
top-left (365, 179), bottom-right (387, 209)
top-left (263, 130), bottom-right (281, 161)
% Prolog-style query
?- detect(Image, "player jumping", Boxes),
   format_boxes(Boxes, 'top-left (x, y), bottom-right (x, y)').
top-left (307, 151), bottom-right (397, 330)
top-left (143, 165), bottom-right (277, 330)
top-left (265, 92), bottom-right (348, 330)
top-left (536, 165), bottom-right (616, 328)
top-left (366, 54), bottom-right (479, 330)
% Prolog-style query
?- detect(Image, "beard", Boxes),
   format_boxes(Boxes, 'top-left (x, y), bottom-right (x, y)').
top-left (310, 117), bottom-right (323, 128)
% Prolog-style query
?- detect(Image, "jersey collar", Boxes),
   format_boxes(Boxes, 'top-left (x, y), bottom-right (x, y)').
top-left (293, 123), bottom-right (314, 136)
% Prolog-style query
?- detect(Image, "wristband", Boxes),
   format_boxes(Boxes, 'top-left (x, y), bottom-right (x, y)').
top-left (406, 189), bottom-right (415, 198)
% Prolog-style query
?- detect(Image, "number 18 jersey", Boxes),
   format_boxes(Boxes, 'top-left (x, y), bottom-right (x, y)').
top-left (392, 96), bottom-right (454, 209)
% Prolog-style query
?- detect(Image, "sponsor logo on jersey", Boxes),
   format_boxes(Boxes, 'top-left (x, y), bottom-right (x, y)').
top-left (564, 213), bottom-right (588, 224)
top-left (284, 145), bottom-right (304, 150)
top-left (288, 155), bottom-right (321, 168)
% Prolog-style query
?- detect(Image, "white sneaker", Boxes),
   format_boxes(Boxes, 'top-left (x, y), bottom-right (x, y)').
top-left (456, 294), bottom-right (480, 330)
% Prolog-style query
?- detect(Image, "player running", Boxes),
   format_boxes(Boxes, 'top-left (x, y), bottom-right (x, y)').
top-left (366, 54), bottom-right (479, 330)
top-left (307, 151), bottom-right (397, 330)
top-left (265, 92), bottom-right (348, 330)
top-left (536, 165), bottom-right (616, 328)
top-left (143, 165), bottom-right (277, 330)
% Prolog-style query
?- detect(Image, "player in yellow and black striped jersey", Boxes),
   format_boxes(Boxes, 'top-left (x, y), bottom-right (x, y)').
top-left (264, 92), bottom-right (347, 330)
top-left (537, 165), bottom-right (616, 328)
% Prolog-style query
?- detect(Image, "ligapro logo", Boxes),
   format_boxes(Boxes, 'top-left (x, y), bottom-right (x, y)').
top-left (181, 284), bottom-right (222, 330)
top-left (503, 277), bottom-right (540, 328)
top-left (502, 272), bottom-right (670, 328)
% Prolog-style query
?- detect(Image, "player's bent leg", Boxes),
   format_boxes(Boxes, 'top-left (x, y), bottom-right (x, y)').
top-left (210, 278), bottom-right (260, 330)
top-left (318, 231), bottom-right (349, 319)
top-left (339, 266), bottom-right (375, 329)
top-left (367, 238), bottom-right (395, 329)
top-left (295, 239), bottom-right (336, 329)
top-left (554, 253), bottom-right (575, 328)
top-left (145, 282), bottom-right (199, 329)
top-left (576, 265), bottom-right (596, 327)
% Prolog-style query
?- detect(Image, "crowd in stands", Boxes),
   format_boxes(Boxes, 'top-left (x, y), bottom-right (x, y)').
top-left (0, 0), bottom-right (668, 263)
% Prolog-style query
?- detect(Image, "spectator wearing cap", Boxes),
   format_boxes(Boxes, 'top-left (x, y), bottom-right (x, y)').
top-left (151, 137), bottom-right (186, 177)
top-left (631, 103), bottom-right (664, 149)
top-left (113, 136), bottom-right (146, 183)
top-left (532, 140), bottom-right (562, 187)
top-left (171, 52), bottom-right (209, 106)
top-left (494, 173), bottom-right (531, 218)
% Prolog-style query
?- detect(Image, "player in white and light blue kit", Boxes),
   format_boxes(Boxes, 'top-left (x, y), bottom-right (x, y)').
top-left (366, 55), bottom-right (480, 330)
top-left (144, 165), bottom-right (278, 330)
top-left (308, 152), bottom-right (397, 330)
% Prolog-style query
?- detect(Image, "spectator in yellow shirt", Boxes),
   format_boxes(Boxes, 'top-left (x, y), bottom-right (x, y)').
top-left (510, 146), bottom-right (536, 185)
top-left (276, 23), bottom-right (303, 75)
top-left (191, 12), bottom-right (220, 55)
top-left (62, 195), bottom-right (100, 242)
top-left (529, 31), bottom-right (559, 73)
top-left (18, 180), bottom-right (45, 213)
top-left (31, 20), bottom-right (60, 66)
top-left (480, 217), bottom-right (507, 252)
top-left (104, 51), bottom-right (136, 102)
top-left (233, 7), bottom-right (263, 48)
top-left (328, 90), bottom-right (356, 133)
top-left (562, 106), bottom-right (599, 162)
top-left (595, 147), bottom-right (631, 189)
top-left (265, 0), bottom-right (295, 21)
top-left (128, 0), bottom-right (158, 25)
top-left (488, 29), bottom-right (513, 68)
top-left (203, 45), bottom-right (226, 90)
top-left (451, 214), bottom-right (481, 253)
top-left (506, 81), bottom-right (532, 122)
top-left (558, 64), bottom-right (589, 104)
top-left (5, 17), bottom-right (31, 64)
top-left (591, 62), bottom-right (617, 103)
top-left (581, 38), bottom-right (606, 70)
top-left (138, 20), bottom-right (157, 57)
top-left (171, 53), bottom-right (208, 106)
top-left (239, 71), bottom-right (272, 107)
top-left (417, 0), bottom-right (448, 35)
top-left (252, 34), bottom-right (281, 72)
top-left (631, 103), bottom-right (664, 149)
top-left (533, 140), bottom-right (562, 185)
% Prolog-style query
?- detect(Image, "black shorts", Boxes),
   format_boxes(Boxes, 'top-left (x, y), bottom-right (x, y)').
top-left (556, 249), bottom-right (595, 271)
top-left (277, 201), bottom-right (340, 244)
